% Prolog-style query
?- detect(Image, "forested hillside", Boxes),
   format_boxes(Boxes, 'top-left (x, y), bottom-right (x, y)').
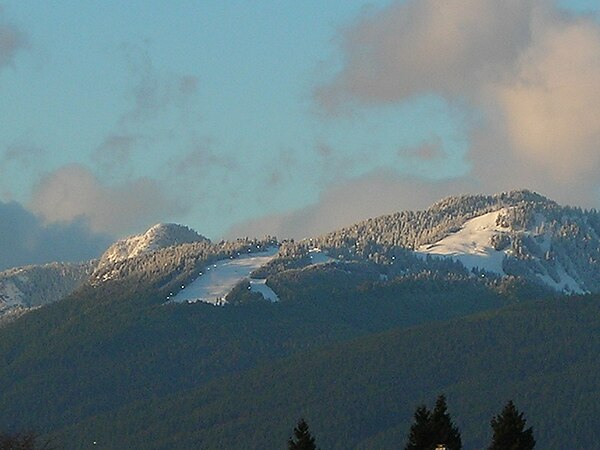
top-left (48, 294), bottom-right (600, 449)
top-left (0, 190), bottom-right (598, 449)
top-left (270, 190), bottom-right (600, 292)
top-left (0, 249), bottom-right (539, 445)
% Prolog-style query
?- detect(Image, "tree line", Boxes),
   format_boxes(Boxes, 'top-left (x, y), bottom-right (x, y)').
top-left (0, 396), bottom-right (535, 449)
top-left (289, 396), bottom-right (535, 450)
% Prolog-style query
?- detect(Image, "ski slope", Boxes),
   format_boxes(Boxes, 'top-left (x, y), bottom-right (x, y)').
top-left (417, 210), bottom-right (507, 275)
top-left (248, 279), bottom-right (279, 302)
top-left (416, 209), bottom-right (585, 293)
top-left (170, 247), bottom-right (279, 305)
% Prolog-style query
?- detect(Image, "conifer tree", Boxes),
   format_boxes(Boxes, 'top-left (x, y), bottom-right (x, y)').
top-left (405, 395), bottom-right (462, 450)
top-left (430, 395), bottom-right (462, 450)
top-left (405, 405), bottom-right (434, 450)
top-left (287, 418), bottom-right (318, 450)
top-left (488, 401), bottom-right (535, 450)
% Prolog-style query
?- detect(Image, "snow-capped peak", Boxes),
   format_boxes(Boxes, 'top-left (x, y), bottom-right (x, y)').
top-left (98, 223), bottom-right (208, 268)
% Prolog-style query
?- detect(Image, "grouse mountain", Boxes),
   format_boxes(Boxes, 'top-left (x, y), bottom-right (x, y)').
top-left (0, 189), bottom-right (599, 449)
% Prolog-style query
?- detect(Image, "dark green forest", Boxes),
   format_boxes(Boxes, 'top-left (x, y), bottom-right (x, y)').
top-left (0, 262), bottom-right (516, 433)
top-left (47, 294), bottom-right (600, 449)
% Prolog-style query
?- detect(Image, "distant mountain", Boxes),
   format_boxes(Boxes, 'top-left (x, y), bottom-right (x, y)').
top-left (0, 223), bottom-right (209, 321)
top-left (0, 262), bottom-right (94, 318)
top-left (294, 189), bottom-right (600, 294)
top-left (1, 190), bottom-right (598, 449)
top-left (97, 223), bottom-right (208, 268)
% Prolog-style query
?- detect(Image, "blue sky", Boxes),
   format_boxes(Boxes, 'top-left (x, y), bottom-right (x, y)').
top-left (1, 0), bottom-right (600, 267)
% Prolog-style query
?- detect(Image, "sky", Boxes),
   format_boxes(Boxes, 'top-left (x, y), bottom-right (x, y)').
top-left (1, 0), bottom-right (599, 269)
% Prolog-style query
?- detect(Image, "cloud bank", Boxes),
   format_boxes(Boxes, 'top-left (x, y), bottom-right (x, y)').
top-left (231, 0), bottom-right (600, 239)
top-left (318, 0), bottom-right (600, 196)
top-left (316, 0), bottom-right (534, 107)
top-left (30, 164), bottom-right (185, 236)
top-left (0, 200), bottom-right (112, 271)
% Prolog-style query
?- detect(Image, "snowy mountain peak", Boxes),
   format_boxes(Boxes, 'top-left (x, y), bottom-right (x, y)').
top-left (98, 223), bottom-right (209, 268)
top-left (311, 190), bottom-right (600, 294)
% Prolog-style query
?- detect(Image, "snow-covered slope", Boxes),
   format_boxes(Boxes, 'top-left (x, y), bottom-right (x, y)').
top-left (308, 248), bottom-right (336, 265)
top-left (417, 208), bottom-right (586, 293)
top-left (170, 247), bottom-right (279, 305)
top-left (417, 209), bottom-right (509, 275)
top-left (307, 190), bottom-right (600, 294)
top-left (0, 262), bottom-right (95, 319)
top-left (248, 279), bottom-right (280, 302)
top-left (98, 223), bottom-right (208, 268)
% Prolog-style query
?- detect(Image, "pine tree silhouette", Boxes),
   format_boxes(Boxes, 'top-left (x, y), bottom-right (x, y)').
top-left (287, 418), bottom-right (318, 450)
top-left (488, 401), bottom-right (535, 450)
top-left (430, 395), bottom-right (462, 450)
top-left (405, 395), bottom-right (462, 450)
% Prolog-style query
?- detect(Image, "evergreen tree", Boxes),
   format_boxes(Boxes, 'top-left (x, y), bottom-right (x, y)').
top-left (488, 401), bottom-right (535, 450)
top-left (287, 418), bottom-right (317, 450)
top-left (405, 395), bottom-right (462, 450)
top-left (430, 395), bottom-right (462, 450)
top-left (405, 405), bottom-right (434, 450)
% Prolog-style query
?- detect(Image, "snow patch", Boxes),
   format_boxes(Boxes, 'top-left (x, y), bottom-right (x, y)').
top-left (536, 262), bottom-right (585, 294)
top-left (308, 248), bottom-right (335, 265)
top-left (416, 209), bottom-right (586, 293)
top-left (249, 279), bottom-right (280, 303)
top-left (0, 280), bottom-right (25, 307)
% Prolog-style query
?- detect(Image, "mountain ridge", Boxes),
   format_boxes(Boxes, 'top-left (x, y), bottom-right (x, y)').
top-left (0, 189), bottom-right (596, 449)
top-left (2, 189), bottom-right (599, 321)
top-left (295, 189), bottom-right (600, 293)
top-left (0, 223), bottom-right (209, 320)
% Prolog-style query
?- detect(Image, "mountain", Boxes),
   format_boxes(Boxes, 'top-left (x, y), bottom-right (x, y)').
top-left (4, 190), bottom-right (599, 321)
top-left (48, 294), bottom-right (600, 449)
top-left (0, 261), bottom-right (94, 323)
top-left (97, 223), bottom-right (208, 269)
top-left (298, 189), bottom-right (600, 294)
top-left (0, 223), bottom-right (209, 321)
top-left (0, 236), bottom-right (524, 446)
top-left (0, 189), bottom-right (598, 448)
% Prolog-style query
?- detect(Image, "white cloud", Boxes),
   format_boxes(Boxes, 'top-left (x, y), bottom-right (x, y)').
top-left (492, 12), bottom-right (600, 181)
top-left (30, 164), bottom-right (185, 236)
top-left (316, 0), bottom-right (535, 109)
top-left (316, 0), bottom-right (600, 207)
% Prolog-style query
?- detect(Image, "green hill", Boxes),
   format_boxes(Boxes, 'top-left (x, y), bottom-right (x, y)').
top-left (48, 294), bottom-right (600, 449)
top-left (0, 263), bottom-right (519, 440)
